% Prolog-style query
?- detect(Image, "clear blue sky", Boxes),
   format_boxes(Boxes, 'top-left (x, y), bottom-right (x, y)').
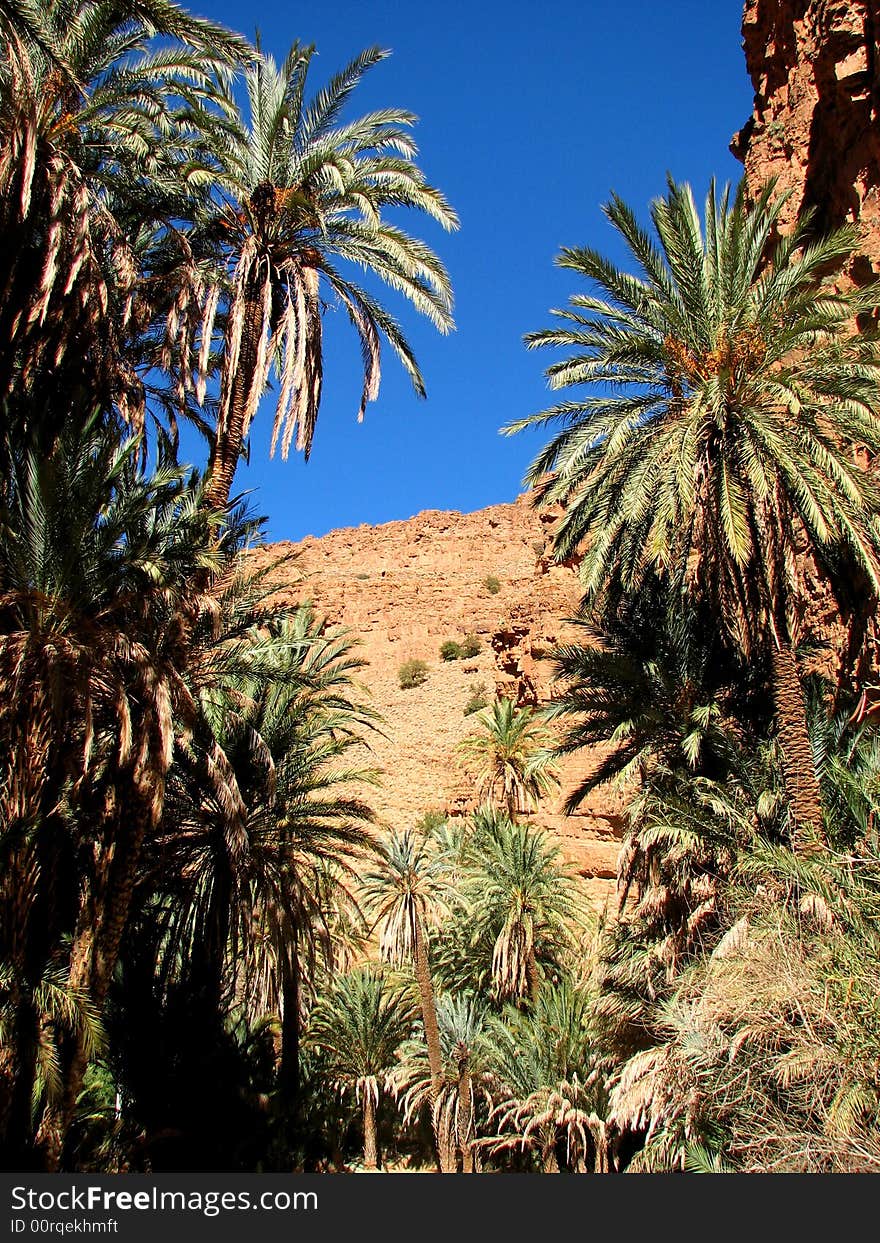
top-left (189, 0), bottom-right (753, 541)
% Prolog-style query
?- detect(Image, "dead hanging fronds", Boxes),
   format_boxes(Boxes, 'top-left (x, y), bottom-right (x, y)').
top-left (196, 282), bottom-right (221, 405)
top-left (215, 251), bottom-right (326, 465)
top-left (601, 836), bottom-right (880, 1172)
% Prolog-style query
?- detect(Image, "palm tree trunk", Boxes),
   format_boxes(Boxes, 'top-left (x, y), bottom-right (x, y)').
top-left (412, 916), bottom-right (454, 1173)
top-left (526, 950), bottom-right (541, 1004)
top-left (0, 1002), bottom-right (39, 1166)
top-left (457, 1059), bottom-right (474, 1173)
top-left (437, 1112), bottom-right (457, 1174)
top-left (205, 271), bottom-right (264, 512)
top-left (772, 642), bottom-right (823, 848)
top-left (362, 1090), bottom-right (379, 1170)
top-left (36, 775), bottom-right (161, 1169)
top-left (413, 916), bottom-right (443, 1097)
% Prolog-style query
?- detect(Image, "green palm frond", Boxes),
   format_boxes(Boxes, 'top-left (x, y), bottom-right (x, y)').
top-left (457, 697), bottom-right (560, 816)
top-left (508, 177), bottom-right (880, 661)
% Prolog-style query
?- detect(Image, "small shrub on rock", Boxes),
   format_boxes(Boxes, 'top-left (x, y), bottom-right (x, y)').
top-left (440, 639), bottom-right (464, 661)
top-left (464, 682), bottom-right (489, 716)
top-left (399, 659), bottom-right (429, 689)
top-left (461, 633), bottom-right (481, 658)
top-left (483, 575), bottom-right (501, 595)
top-left (416, 809), bottom-right (448, 835)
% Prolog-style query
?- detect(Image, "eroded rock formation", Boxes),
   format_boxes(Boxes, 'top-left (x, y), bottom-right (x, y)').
top-left (733, 0), bottom-right (880, 279)
top-left (257, 496), bottom-right (623, 904)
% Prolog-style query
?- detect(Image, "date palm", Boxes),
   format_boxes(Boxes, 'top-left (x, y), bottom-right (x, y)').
top-left (359, 828), bottom-right (453, 1169)
top-left (0, 417), bottom-right (225, 1165)
top-left (508, 178), bottom-right (880, 842)
top-left (307, 967), bottom-right (415, 1169)
top-left (481, 982), bottom-right (606, 1173)
top-left (152, 603), bottom-right (378, 1100)
top-left (389, 992), bottom-right (492, 1173)
top-left (200, 42), bottom-right (457, 509)
top-left (808, 681), bottom-right (880, 850)
top-left (0, 951), bottom-right (102, 1164)
top-left (458, 697), bottom-right (560, 818)
top-left (0, 0), bottom-right (245, 441)
top-left (461, 815), bottom-right (581, 1004)
top-left (547, 582), bottom-right (753, 812)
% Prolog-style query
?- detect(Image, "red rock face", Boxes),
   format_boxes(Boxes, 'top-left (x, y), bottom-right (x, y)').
top-left (732, 1), bottom-right (880, 684)
top-left (733, 0), bottom-right (880, 280)
top-left (256, 495), bottom-right (623, 904)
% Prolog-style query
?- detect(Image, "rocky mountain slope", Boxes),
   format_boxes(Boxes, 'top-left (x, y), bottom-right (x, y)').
top-left (258, 495), bottom-right (624, 906)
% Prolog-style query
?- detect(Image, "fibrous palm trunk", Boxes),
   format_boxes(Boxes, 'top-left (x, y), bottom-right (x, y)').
top-left (457, 1059), bottom-right (474, 1173)
top-left (362, 1090), bottom-right (378, 1170)
top-left (526, 949), bottom-right (540, 1004)
top-left (205, 270), bottom-right (264, 512)
top-left (412, 916), bottom-right (454, 1173)
top-left (772, 642), bottom-right (823, 849)
top-left (36, 770), bottom-right (163, 1169)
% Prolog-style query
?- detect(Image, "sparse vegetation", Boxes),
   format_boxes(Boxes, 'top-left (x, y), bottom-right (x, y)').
top-left (464, 682), bottom-right (490, 716)
top-left (483, 575), bottom-right (501, 595)
top-left (767, 117), bottom-right (786, 139)
top-left (461, 633), bottom-right (482, 658)
top-left (399, 659), bottom-right (430, 689)
top-left (441, 634), bottom-right (481, 661)
top-left (416, 809), bottom-right (449, 835)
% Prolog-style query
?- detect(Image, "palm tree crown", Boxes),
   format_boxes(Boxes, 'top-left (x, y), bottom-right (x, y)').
top-left (509, 178), bottom-right (880, 837)
top-left (202, 42), bottom-right (458, 507)
top-left (0, 0), bottom-right (244, 434)
top-left (307, 966), bottom-right (415, 1169)
top-left (458, 697), bottom-right (559, 817)
top-left (508, 178), bottom-right (880, 649)
top-left (462, 815), bottom-right (582, 1003)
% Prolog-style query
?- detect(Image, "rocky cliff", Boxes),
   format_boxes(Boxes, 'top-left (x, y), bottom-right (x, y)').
top-left (733, 0), bottom-right (880, 280)
top-left (259, 496), bottom-right (623, 906)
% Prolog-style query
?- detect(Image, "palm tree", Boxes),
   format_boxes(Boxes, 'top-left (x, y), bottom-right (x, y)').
top-left (481, 982), bottom-right (606, 1172)
top-left (0, 0), bottom-right (245, 442)
top-left (507, 178), bottom-right (880, 842)
top-left (461, 815), bottom-right (581, 1003)
top-left (150, 602), bottom-right (379, 1104)
top-left (359, 828), bottom-right (453, 1169)
top-left (307, 967), bottom-right (415, 1169)
top-left (0, 952), bottom-right (102, 1165)
top-left (0, 416), bottom-right (225, 1165)
top-left (389, 992), bottom-right (492, 1173)
top-left (200, 42), bottom-right (458, 509)
top-left (458, 697), bottom-right (560, 817)
top-left (806, 678), bottom-right (880, 850)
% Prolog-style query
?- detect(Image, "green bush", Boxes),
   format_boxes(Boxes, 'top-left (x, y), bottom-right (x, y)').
top-left (415, 808), bottom-right (448, 835)
top-left (398, 659), bottom-right (429, 689)
top-left (483, 575), bottom-right (501, 595)
top-left (461, 633), bottom-right (481, 658)
top-left (464, 681), bottom-right (489, 716)
top-left (440, 639), bottom-right (464, 662)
